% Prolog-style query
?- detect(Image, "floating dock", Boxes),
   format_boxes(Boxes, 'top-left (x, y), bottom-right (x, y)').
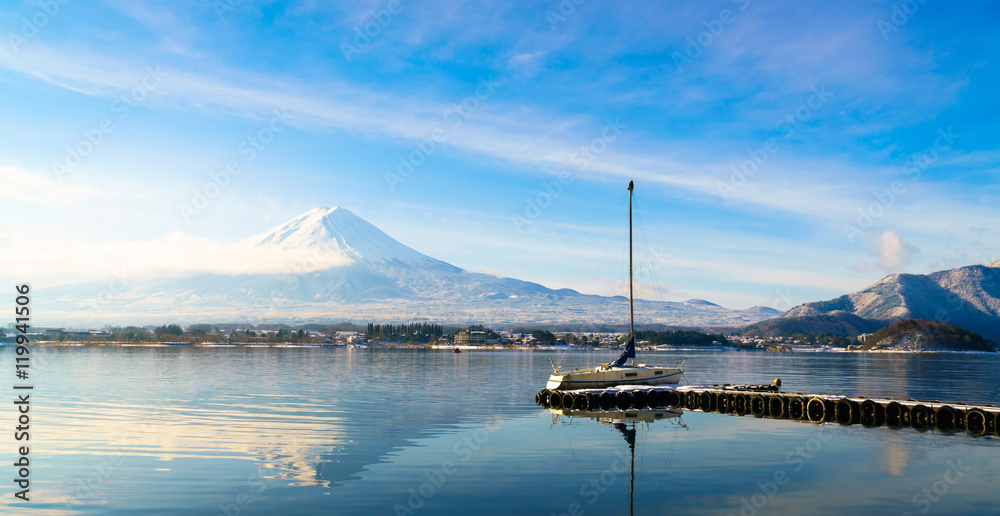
top-left (535, 384), bottom-right (1000, 437)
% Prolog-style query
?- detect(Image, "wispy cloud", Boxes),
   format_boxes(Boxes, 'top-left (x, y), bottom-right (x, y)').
top-left (5, 231), bottom-right (355, 285)
top-left (0, 164), bottom-right (120, 204)
top-left (0, 40), bottom-right (990, 235)
top-left (1, 0), bottom-right (998, 312)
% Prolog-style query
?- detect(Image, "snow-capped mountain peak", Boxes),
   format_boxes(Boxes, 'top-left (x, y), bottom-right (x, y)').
top-left (782, 261), bottom-right (1000, 340)
top-left (243, 207), bottom-right (459, 270)
top-left (683, 299), bottom-right (720, 307)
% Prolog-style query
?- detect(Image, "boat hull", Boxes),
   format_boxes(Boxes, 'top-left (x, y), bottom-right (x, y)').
top-left (546, 367), bottom-right (682, 390)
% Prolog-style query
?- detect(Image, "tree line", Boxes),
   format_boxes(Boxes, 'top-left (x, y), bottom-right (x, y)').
top-left (633, 330), bottom-right (730, 347)
top-left (366, 322), bottom-right (444, 343)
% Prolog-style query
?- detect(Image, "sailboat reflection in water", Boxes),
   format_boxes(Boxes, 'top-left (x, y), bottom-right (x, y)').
top-left (549, 407), bottom-right (685, 515)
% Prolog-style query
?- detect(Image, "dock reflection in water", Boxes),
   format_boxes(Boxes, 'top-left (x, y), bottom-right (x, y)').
top-left (540, 383), bottom-right (1000, 438)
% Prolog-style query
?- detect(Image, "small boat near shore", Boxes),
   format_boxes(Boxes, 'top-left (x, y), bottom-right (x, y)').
top-left (546, 181), bottom-right (683, 390)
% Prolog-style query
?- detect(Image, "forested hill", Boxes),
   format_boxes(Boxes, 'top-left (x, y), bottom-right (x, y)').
top-left (863, 319), bottom-right (997, 352)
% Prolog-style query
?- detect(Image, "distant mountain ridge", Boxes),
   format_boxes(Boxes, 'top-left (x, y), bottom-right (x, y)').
top-left (782, 261), bottom-right (1000, 340)
top-left (739, 311), bottom-right (885, 338)
top-left (37, 208), bottom-right (779, 328)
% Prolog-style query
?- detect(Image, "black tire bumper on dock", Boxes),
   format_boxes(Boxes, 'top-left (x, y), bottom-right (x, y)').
top-left (535, 385), bottom-right (1000, 437)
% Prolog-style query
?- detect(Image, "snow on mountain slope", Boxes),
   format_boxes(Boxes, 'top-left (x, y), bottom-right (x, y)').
top-left (683, 299), bottom-right (721, 307)
top-left (243, 207), bottom-right (458, 271)
top-left (783, 261), bottom-right (1000, 339)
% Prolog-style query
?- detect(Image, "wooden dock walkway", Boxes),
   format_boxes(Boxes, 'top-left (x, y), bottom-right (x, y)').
top-left (536, 384), bottom-right (1000, 436)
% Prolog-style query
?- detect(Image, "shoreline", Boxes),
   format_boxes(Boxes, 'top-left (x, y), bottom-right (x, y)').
top-left (2, 342), bottom-right (995, 353)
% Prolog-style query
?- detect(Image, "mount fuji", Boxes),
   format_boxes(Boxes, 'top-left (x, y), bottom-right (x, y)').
top-left (242, 207), bottom-right (459, 271)
top-left (37, 207), bottom-right (780, 328)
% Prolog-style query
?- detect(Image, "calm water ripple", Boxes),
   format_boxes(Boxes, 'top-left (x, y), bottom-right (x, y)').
top-left (2, 347), bottom-right (998, 515)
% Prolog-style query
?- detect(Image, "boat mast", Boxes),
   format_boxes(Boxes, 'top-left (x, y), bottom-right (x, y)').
top-left (628, 180), bottom-right (635, 367)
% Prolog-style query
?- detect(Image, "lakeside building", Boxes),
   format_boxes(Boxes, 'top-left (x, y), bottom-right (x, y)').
top-left (454, 330), bottom-right (487, 346)
top-left (336, 331), bottom-right (362, 343)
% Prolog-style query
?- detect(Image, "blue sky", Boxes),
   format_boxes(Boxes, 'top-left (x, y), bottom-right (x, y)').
top-left (1, 0), bottom-right (998, 310)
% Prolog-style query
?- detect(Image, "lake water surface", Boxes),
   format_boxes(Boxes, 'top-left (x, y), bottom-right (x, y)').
top-left (3, 347), bottom-right (999, 515)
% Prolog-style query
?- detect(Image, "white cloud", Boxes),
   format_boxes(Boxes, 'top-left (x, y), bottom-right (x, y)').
top-left (876, 230), bottom-right (917, 271)
top-left (0, 164), bottom-right (116, 204)
top-left (2, 232), bottom-right (355, 283)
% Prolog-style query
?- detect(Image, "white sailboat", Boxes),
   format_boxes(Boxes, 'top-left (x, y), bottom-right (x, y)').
top-left (545, 181), bottom-right (683, 390)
